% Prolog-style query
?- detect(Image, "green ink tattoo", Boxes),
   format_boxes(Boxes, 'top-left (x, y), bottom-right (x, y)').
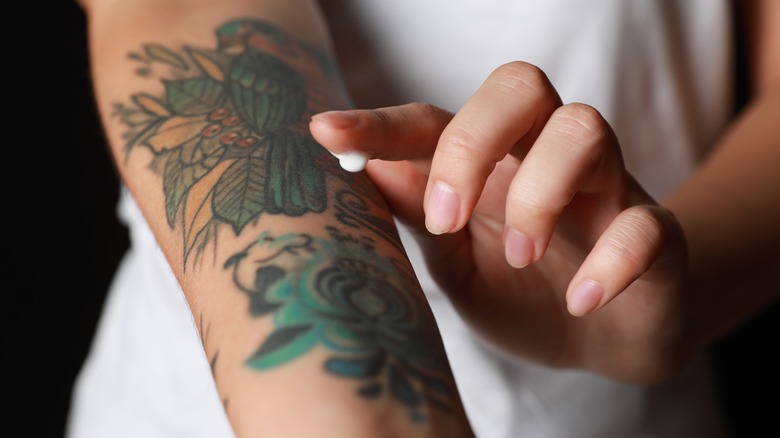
top-left (115, 19), bottom-right (346, 264)
top-left (115, 18), bottom-right (458, 422)
top-left (226, 229), bottom-right (457, 422)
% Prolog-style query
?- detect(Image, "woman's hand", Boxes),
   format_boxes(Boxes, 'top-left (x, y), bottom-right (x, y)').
top-left (310, 62), bottom-right (691, 384)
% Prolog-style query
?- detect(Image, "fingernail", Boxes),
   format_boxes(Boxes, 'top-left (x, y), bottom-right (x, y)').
top-left (311, 111), bottom-right (358, 129)
top-left (568, 280), bottom-right (604, 316)
top-left (504, 227), bottom-right (534, 268)
top-left (426, 182), bottom-right (459, 235)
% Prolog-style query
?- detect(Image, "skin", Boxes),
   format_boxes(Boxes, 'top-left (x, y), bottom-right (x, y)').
top-left (309, 0), bottom-right (780, 385)
top-left (81, 0), bottom-right (474, 436)
top-left (77, 0), bottom-right (776, 435)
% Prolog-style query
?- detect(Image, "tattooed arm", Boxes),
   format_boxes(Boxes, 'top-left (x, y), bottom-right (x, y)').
top-left (82, 0), bottom-right (473, 436)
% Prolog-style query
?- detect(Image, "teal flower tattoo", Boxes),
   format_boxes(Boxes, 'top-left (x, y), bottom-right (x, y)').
top-left (225, 229), bottom-right (457, 421)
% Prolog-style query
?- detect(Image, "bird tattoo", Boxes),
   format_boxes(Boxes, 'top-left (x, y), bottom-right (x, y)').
top-left (115, 19), bottom-right (350, 262)
top-left (216, 18), bottom-right (346, 217)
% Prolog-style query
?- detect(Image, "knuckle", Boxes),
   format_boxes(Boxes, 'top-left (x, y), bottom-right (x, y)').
top-left (603, 207), bottom-right (665, 274)
top-left (491, 61), bottom-right (551, 99)
top-left (552, 103), bottom-right (610, 147)
top-left (439, 127), bottom-right (499, 174)
top-left (365, 107), bottom-right (391, 126)
top-left (510, 180), bottom-right (561, 220)
top-left (410, 102), bottom-right (454, 131)
top-left (411, 102), bottom-right (446, 119)
top-left (494, 61), bottom-right (545, 81)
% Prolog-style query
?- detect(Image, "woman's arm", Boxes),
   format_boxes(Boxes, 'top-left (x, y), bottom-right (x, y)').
top-left (663, 0), bottom-right (780, 350)
top-left (82, 0), bottom-right (473, 436)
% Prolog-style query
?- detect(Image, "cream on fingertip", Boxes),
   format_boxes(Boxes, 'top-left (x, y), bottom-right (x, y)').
top-left (330, 151), bottom-right (368, 172)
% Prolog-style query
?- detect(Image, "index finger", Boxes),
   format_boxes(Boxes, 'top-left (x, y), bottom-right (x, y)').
top-left (424, 61), bottom-right (561, 235)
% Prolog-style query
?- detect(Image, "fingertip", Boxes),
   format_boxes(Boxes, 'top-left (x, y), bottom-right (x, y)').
top-left (567, 279), bottom-right (604, 316)
top-left (310, 111), bottom-right (363, 156)
top-left (504, 227), bottom-right (534, 268)
top-left (425, 181), bottom-right (461, 235)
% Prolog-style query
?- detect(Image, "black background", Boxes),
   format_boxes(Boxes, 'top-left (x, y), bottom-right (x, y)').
top-left (9, 1), bottom-right (778, 437)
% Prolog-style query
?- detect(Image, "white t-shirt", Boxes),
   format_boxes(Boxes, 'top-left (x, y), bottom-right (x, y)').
top-left (68, 1), bottom-right (733, 437)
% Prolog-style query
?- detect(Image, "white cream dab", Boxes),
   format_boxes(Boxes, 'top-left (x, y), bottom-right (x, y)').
top-left (331, 151), bottom-right (368, 173)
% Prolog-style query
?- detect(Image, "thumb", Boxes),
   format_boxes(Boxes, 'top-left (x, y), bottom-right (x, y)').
top-left (309, 103), bottom-right (454, 161)
top-left (310, 105), bottom-right (477, 294)
top-left (309, 103), bottom-right (454, 229)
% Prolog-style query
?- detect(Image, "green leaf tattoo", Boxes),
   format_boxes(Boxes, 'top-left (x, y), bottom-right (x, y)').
top-left (165, 78), bottom-right (226, 115)
top-left (115, 18), bottom-right (339, 263)
top-left (213, 149), bottom-right (267, 233)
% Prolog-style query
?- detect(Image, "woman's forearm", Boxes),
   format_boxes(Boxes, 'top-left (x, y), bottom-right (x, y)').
top-left (664, 0), bottom-right (780, 353)
top-left (84, 0), bottom-right (473, 436)
top-left (664, 90), bottom-right (780, 351)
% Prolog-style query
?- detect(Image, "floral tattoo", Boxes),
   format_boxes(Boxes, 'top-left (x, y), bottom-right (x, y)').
top-left (226, 229), bottom-right (457, 421)
top-left (115, 18), bottom-right (348, 263)
top-left (115, 18), bottom-right (457, 422)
